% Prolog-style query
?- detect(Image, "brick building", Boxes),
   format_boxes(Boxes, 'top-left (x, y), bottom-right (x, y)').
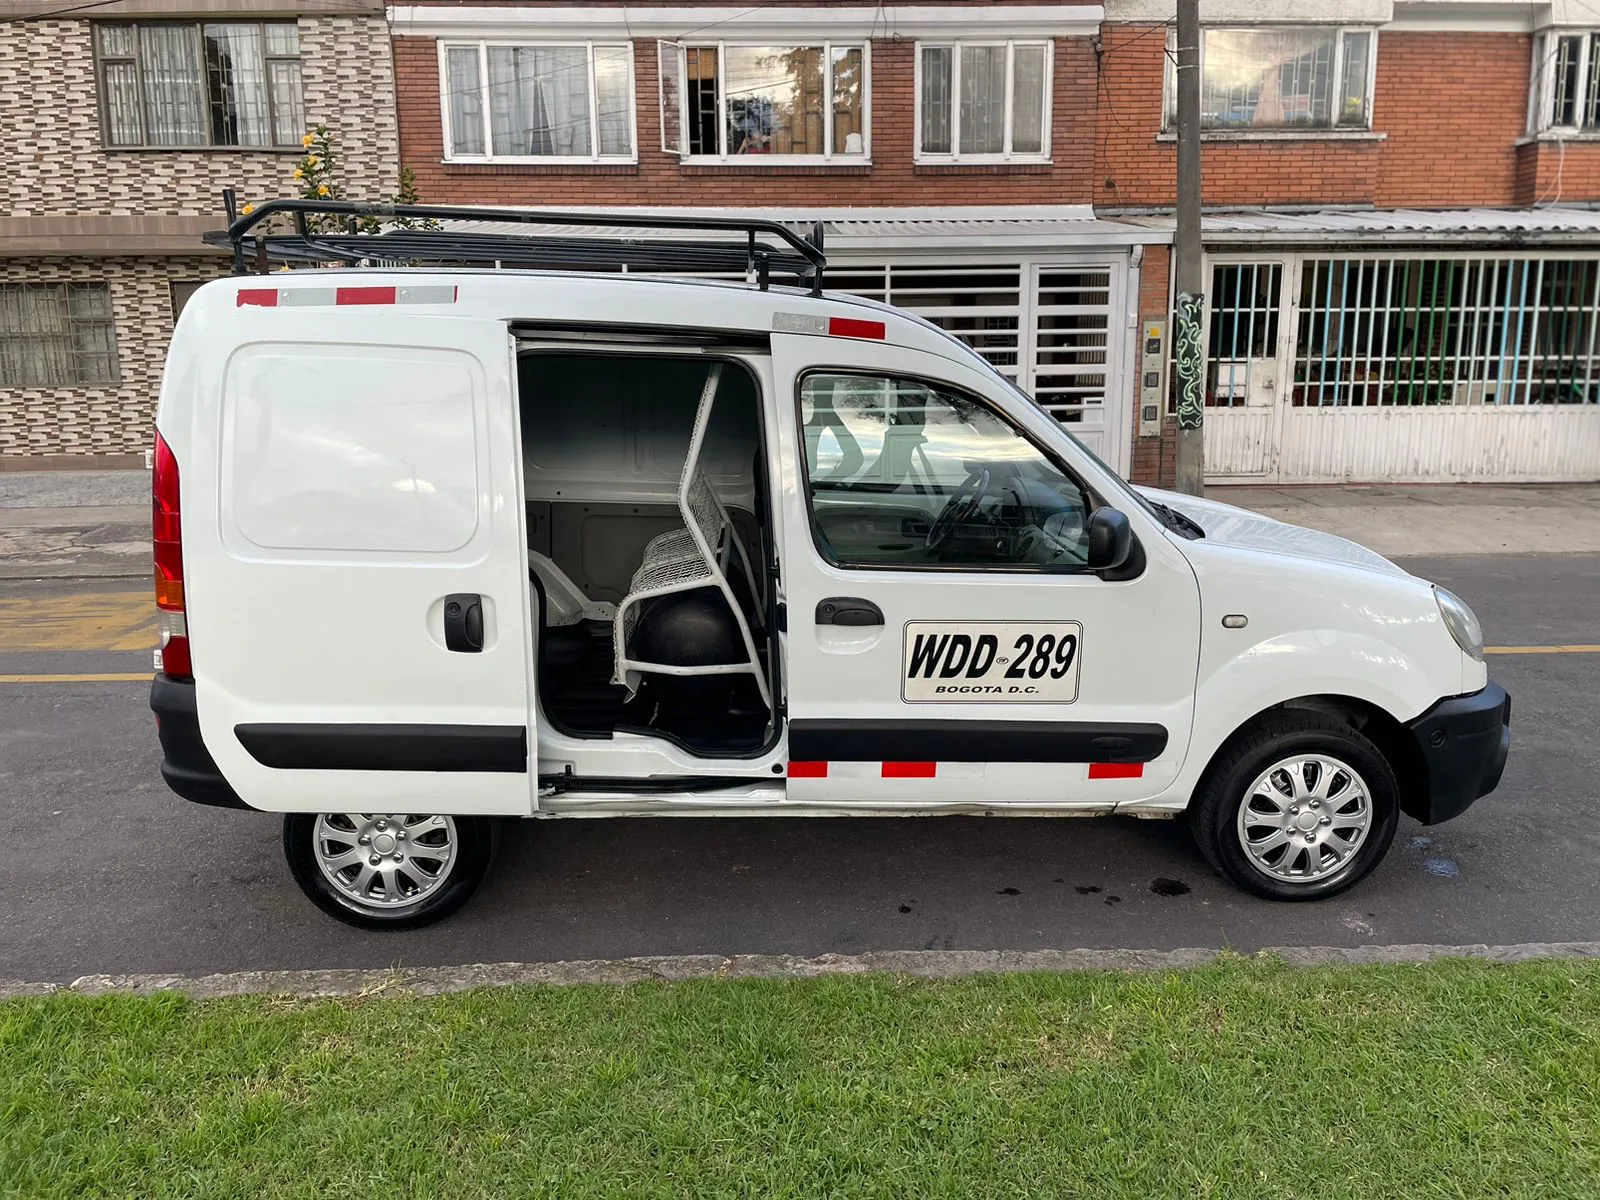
top-left (7, 0), bottom-right (1600, 482)
top-left (0, 0), bottom-right (397, 463)
top-left (381, 0), bottom-right (1600, 485)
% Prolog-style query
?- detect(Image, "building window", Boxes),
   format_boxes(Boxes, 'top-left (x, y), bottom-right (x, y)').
top-left (1531, 31), bottom-right (1600, 133)
top-left (170, 281), bottom-right (208, 320)
top-left (440, 42), bottom-right (635, 161)
top-left (659, 41), bottom-right (868, 160)
top-left (0, 284), bottom-right (120, 387)
top-left (916, 42), bottom-right (1050, 161)
top-left (1166, 27), bottom-right (1375, 131)
top-left (95, 22), bottom-right (304, 149)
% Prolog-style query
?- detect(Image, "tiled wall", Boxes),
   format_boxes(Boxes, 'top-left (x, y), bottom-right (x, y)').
top-left (0, 256), bottom-right (231, 456)
top-left (0, 15), bottom-right (399, 218)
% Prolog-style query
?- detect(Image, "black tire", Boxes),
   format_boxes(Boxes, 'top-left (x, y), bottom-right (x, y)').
top-left (283, 813), bottom-right (499, 931)
top-left (1191, 713), bottom-right (1400, 901)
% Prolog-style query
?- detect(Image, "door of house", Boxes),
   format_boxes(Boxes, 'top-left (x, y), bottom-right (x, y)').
top-left (1200, 259), bottom-right (1292, 481)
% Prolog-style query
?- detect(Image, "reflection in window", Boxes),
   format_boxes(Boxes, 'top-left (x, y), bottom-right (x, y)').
top-left (1166, 27), bottom-right (1374, 130)
top-left (799, 373), bottom-right (1090, 570)
top-left (442, 42), bottom-right (635, 161)
top-left (664, 42), bottom-right (867, 159)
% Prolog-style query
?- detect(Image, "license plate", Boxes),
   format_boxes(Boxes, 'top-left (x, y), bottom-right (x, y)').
top-left (901, 621), bottom-right (1083, 703)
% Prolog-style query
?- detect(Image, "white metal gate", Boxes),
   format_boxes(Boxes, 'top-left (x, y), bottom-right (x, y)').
top-left (831, 256), bottom-right (1129, 473)
top-left (1203, 253), bottom-right (1600, 483)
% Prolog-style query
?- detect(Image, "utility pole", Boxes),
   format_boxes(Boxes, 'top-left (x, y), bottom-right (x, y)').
top-left (1172, 0), bottom-right (1205, 496)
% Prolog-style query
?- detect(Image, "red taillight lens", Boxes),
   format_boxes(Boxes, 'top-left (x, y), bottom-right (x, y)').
top-left (152, 431), bottom-right (191, 679)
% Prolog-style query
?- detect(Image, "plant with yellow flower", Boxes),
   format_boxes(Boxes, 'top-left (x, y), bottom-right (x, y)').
top-left (240, 123), bottom-right (436, 263)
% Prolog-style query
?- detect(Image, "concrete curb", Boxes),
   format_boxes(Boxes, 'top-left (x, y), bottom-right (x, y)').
top-left (6, 942), bottom-right (1600, 1000)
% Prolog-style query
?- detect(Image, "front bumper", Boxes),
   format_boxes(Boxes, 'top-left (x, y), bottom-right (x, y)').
top-left (150, 674), bottom-right (252, 810)
top-left (1402, 682), bottom-right (1511, 825)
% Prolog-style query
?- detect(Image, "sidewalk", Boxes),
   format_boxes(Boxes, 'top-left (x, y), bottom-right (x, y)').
top-left (0, 471), bottom-right (149, 580)
top-left (1, 470), bottom-right (1597, 578)
top-left (1214, 483), bottom-right (1600, 558)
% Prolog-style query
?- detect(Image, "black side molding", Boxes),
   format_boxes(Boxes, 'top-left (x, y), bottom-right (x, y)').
top-left (150, 675), bottom-right (253, 809)
top-left (235, 724), bottom-right (529, 772)
top-left (788, 719), bottom-right (1167, 764)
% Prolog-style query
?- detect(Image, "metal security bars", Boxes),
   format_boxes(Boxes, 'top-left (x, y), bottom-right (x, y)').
top-left (1030, 267), bottom-right (1111, 425)
top-left (0, 283), bottom-right (120, 387)
top-left (1292, 257), bottom-right (1600, 407)
top-left (1205, 263), bottom-right (1282, 407)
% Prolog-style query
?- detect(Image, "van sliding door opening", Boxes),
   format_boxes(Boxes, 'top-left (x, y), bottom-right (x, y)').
top-left (515, 347), bottom-right (779, 757)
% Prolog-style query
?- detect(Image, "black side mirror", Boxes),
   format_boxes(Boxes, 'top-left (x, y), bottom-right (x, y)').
top-left (1086, 507), bottom-right (1133, 571)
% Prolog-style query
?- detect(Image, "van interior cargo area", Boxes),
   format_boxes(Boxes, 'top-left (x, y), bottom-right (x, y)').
top-left (518, 350), bottom-right (775, 756)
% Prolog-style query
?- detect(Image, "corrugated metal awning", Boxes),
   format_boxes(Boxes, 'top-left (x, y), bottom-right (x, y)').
top-left (443, 206), bottom-right (1156, 252)
top-left (1116, 206), bottom-right (1600, 247)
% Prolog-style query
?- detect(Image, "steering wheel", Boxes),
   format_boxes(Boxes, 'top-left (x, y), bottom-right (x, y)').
top-left (925, 467), bottom-right (992, 553)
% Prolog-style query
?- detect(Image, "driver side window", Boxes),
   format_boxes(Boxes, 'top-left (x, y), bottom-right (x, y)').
top-left (799, 372), bottom-right (1092, 570)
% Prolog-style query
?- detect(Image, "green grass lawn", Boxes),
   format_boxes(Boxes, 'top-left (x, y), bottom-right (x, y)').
top-left (4, 957), bottom-right (1600, 1198)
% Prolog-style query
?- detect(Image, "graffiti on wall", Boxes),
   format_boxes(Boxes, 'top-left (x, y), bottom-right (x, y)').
top-left (1174, 291), bottom-right (1204, 431)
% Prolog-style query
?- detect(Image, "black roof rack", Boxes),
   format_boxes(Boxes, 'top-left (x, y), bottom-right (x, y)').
top-left (207, 190), bottom-right (828, 295)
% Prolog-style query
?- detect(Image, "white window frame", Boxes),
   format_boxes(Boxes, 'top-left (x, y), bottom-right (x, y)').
top-left (1164, 26), bottom-right (1379, 133)
top-left (657, 40), bottom-right (871, 164)
top-left (437, 40), bottom-right (638, 164)
top-left (1530, 30), bottom-right (1600, 135)
top-left (913, 40), bottom-right (1053, 164)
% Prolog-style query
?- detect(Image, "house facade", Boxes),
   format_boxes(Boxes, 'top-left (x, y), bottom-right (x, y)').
top-left (5, 0), bottom-right (1600, 484)
top-left (387, 0), bottom-right (1600, 486)
top-left (0, 0), bottom-right (397, 463)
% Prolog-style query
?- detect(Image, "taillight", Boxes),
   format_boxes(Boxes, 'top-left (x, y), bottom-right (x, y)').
top-left (152, 431), bottom-right (191, 680)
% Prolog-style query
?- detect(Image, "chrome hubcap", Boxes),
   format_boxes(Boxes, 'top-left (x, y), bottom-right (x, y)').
top-left (313, 813), bottom-right (456, 909)
top-left (1236, 755), bottom-right (1372, 883)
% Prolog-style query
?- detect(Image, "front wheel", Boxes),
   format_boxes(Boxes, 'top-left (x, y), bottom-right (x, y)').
top-left (283, 812), bottom-right (498, 930)
top-left (1191, 715), bottom-right (1400, 901)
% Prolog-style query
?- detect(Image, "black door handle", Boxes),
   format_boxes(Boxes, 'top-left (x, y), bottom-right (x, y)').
top-left (444, 593), bottom-right (484, 652)
top-left (816, 597), bottom-right (883, 626)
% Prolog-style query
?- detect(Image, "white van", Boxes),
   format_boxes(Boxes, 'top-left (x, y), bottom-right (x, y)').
top-left (151, 204), bottom-right (1510, 929)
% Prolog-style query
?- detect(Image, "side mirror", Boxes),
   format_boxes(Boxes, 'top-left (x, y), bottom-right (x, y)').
top-left (1086, 506), bottom-right (1133, 571)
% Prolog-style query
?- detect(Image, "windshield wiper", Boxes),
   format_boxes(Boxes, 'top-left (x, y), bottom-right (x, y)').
top-left (1148, 500), bottom-right (1205, 540)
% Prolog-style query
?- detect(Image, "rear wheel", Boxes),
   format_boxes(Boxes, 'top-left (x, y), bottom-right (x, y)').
top-left (283, 812), bottom-right (498, 930)
top-left (1192, 714), bottom-right (1400, 901)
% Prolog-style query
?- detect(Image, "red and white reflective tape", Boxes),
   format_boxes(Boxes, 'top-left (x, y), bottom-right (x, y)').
top-left (788, 761), bottom-right (981, 779)
top-left (237, 285), bottom-right (458, 308)
top-left (788, 761), bottom-right (1146, 780)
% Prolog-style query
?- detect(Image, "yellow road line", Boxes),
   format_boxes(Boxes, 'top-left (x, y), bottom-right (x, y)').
top-left (0, 672), bottom-right (152, 683)
top-left (0, 592), bottom-right (153, 652)
top-left (1486, 645), bottom-right (1600, 655)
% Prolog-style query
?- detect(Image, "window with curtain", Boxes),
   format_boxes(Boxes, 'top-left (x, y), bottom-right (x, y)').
top-left (0, 284), bottom-right (120, 388)
top-left (1530, 31), bottom-right (1600, 133)
top-left (917, 41), bottom-right (1050, 161)
top-left (658, 42), bottom-right (868, 160)
top-left (441, 42), bottom-right (635, 161)
top-left (1165, 27), bottom-right (1375, 131)
top-left (96, 22), bottom-right (303, 148)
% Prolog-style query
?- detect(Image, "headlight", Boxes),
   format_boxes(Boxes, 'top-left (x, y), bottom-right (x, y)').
top-left (1435, 587), bottom-right (1484, 662)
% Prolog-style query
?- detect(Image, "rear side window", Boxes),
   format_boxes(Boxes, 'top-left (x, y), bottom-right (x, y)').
top-left (223, 344), bottom-right (482, 557)
top-left (798, 371), bottom-right (1092, 571)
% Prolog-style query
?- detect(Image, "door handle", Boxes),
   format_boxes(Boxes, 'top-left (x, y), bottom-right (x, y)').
top-left (444, 593), bottom-right (484, 653)
top-left (816, 597), bottom-right (883, 626)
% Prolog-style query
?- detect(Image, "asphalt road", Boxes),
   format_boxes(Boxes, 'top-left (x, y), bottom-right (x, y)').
top-left (2, 554), bottom-right (1597, 985)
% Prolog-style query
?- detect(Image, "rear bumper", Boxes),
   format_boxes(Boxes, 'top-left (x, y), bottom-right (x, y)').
top-left (1402, 682), bottom-right (1511, 825)
top-left (150, 674), bottom-right (253, 810)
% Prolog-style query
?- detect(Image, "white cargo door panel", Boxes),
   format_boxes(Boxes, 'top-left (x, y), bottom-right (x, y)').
top-left (772, 331), bottom-right (1201, 807)
top-left (187, 311), bottom-right (533, 814)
